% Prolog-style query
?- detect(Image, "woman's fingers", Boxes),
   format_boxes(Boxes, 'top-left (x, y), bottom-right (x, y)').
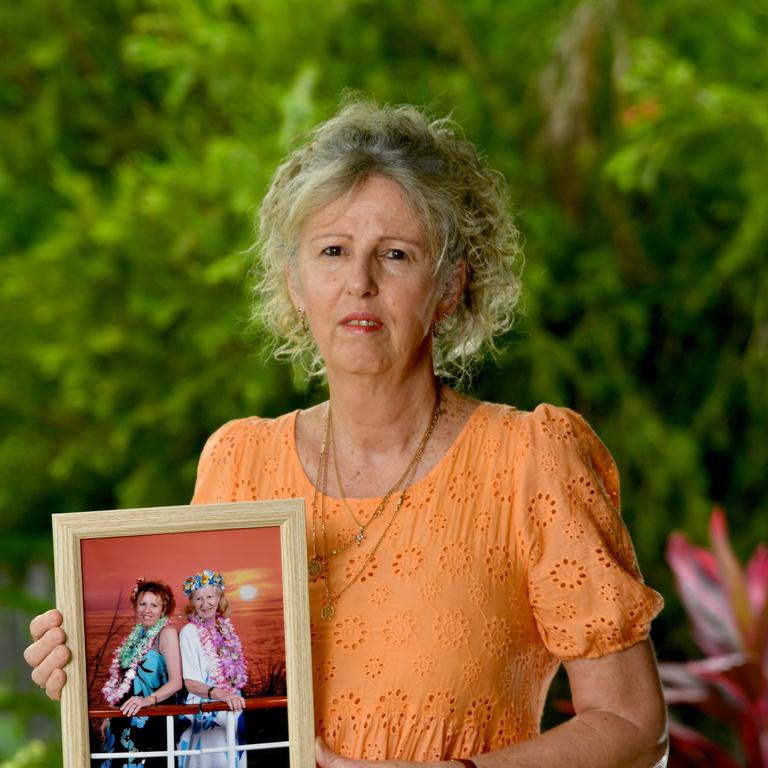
top-left (24, 613), bottom-right (70, 701)
top-left (29, 640), bottom-right (71, 693)
top-left (24, 623), bottom-right (67, 669)
top-left (28, 609), bottom-right (63, 642)
top-left (43, 667), bottom-right (68, 701)
top-left (315, 737), bottom-right (333, 767)
top-left (120, 697), bottom-right (144, 716)
top-left (314, 739), bottom-right (395, 767)
top-left (315, 738), bottom-right (356, 767)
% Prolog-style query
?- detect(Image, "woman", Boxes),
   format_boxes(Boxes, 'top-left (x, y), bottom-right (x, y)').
top-left (99, 578), bottom-right (182, 767)
top-left (27, 100), bottom-right (667, 768)
top-left (177, 569), bottom-right (248, 767)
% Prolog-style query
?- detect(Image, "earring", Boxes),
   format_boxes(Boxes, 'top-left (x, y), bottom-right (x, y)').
top-left (298, 307), bottom-right (309, 333)
top-left (432, 311), bottom-right (449, 337)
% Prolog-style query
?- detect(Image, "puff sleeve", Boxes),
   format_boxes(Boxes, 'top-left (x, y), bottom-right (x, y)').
top-left (191, 418), bottom-right (249, 504)
top-left (517, 405), bottom-right (663, 660)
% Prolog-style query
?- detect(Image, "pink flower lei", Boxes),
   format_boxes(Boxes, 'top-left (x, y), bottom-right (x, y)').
top-left (190, 614), bottom-right (248, 692)
top-left (101, 616), bottom-right (168, 706)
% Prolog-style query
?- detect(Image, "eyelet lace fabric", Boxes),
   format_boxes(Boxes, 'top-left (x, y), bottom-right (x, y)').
top-left (192, 402), bottom-right (663, 762)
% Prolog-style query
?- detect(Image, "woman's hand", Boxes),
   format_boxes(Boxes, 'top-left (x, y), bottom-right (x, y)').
top-left (315, 739), bottom-right (458, 768)
top-left (23, 609), bottom-right (71, 700)
top-left (119, 695), bottom-right (152, 717)
top-left (213, 687), bottom-right (246, 712)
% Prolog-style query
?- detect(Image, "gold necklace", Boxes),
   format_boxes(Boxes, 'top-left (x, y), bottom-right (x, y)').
top-left (330, 421), bottom-right (365, 529)
top-left (328, 414), bottom-right (424, 551)
top-left (307, 409), bottom-right (331, 580)
top-left (309, 385), bottom-right (442, 620)
top-left (309, 412), bottom-right (396, 568)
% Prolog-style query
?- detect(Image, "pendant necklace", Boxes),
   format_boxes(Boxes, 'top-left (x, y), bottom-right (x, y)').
top-left (308, 385), bottom-right (442, 620)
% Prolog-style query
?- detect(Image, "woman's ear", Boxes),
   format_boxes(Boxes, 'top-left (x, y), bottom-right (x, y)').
top-left (285, 264), bottom-right (303, 311)
top-left (434, 260), bottom-right (467, 323)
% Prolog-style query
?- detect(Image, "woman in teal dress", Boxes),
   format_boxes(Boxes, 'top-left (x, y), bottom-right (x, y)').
top-left (100, 579), bottom-right (182, 767)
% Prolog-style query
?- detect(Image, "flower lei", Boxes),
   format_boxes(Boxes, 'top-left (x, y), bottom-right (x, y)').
top-left (101, 616), bottom-right (168, 706)
top-left (190, 615), bottom-right (247, 692)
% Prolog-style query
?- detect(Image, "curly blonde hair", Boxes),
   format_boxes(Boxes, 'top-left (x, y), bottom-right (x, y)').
top-left (252, 99), bottom-right (522, 381)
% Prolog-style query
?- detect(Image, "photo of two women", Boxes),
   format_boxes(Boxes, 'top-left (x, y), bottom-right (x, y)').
top-left (82, 528), bottom-right (287, 767)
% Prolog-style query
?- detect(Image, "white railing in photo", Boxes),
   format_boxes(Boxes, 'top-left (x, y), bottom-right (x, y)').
top-left (89, 696), bottom-right (288, 767)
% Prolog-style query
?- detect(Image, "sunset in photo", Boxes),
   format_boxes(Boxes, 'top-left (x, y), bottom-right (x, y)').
top-left (81, 527), bottom-right (285, 707)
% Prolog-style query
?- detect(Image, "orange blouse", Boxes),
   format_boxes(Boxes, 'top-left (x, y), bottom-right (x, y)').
top-left (192, 402), bottom-right (663, 762)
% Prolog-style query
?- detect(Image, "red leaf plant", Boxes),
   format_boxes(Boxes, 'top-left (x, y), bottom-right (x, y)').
top-left (662, 507), bottom-right (768, 767)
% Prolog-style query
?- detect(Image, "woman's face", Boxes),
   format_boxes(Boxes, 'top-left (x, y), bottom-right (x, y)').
top-left (134, 591), bottom-right (165, 629)
top-left (190, 585), bottom-right (220, 620)
top-left (290, 175), bottom-right (460, 380)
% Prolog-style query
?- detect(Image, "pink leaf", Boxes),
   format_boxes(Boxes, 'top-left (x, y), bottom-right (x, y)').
top-left (667, 531), bottom-right (741, 655)
top-left (745, 544), bottom-right (768, 613)
top-left (746, 545), bottom-right (768, 660)
top-left (660, 655), bottom-right (755, 722)
top-left (758, 694), bottom-right (768, 767)
top-left (709, 508), bottom-right (751, 646)
top-left (663, 510), bottom-right (768, 767)
top-left (668, 719), bottom-right (742, 768)
top-left (754, 604), bottom-right (768, 674)
top-left (687, 654), bottom-right (762, 707)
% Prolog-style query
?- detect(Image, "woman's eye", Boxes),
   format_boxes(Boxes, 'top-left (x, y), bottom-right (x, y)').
top-left (321, 245), bottom-right (343, 256)
top-left (385, 248), bottom-right (407, 260)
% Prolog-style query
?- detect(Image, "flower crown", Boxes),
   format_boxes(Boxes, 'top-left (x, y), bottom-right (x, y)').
top-left (183, 569), bottom-right (225, 597)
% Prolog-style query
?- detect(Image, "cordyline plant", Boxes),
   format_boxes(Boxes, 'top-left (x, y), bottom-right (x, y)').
top-left (662, 507), bottom-right (768, 767)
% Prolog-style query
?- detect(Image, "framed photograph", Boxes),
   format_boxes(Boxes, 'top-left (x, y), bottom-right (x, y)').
top-left (53, 500), bottom-right (314, 767)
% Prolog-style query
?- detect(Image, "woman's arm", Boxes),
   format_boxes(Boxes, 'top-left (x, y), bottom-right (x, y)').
top-left (155, 624), bottom-right (183, 701)
top-left (473, 639), bottom-right (667, 768)
top-left (316, 640), bottom-right (668, 768)
top-left (129, 624), bottom-right (182, 707)
top-left (184, 678), bottom-right (246, 712)
top-left (180, 624), bottom-right (245, 712)
top-left (117, 624), bottom-right (184, 717)
top-left (24, 609), bottom-right (70, 700)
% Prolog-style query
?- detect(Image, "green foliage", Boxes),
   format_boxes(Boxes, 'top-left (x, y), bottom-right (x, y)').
top-left (2, 0), bottom-right (767, 756)
top-left (0, 741), bottom-right (49, 768)
top-left (0, 679), bottom-right (61, 766)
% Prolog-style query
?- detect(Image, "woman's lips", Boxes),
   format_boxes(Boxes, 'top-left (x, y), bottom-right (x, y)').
top-left (340, 314), bottom-right (382, 333)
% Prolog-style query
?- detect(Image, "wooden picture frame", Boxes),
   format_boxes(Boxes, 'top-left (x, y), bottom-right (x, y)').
top-left (53, 500), bottom-right (314, 767)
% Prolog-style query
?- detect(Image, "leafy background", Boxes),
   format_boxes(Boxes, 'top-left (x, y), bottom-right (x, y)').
top-left (1, 0), bottom-right (766, 764)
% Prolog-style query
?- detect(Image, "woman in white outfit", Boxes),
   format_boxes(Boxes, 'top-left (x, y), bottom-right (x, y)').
top-left (177, 569), bottom-right (248, 767)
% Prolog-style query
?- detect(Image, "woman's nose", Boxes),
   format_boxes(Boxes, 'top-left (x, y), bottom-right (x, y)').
top-left (345, 254), bottom-right (378, 297)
